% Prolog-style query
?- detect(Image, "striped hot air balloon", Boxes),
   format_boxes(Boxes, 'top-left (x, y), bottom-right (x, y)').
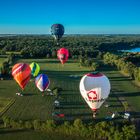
top-left (35, 74), bottom-right (50, 92)
top-left (12, 63), bottom-right (31, 90)
top-left (30, 62), bottom-right (40, 77)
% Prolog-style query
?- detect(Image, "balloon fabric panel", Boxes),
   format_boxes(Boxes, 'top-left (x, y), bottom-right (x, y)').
top-left (35, 74), bottom-right (50, 92)
top-left (12, 63), bottom-right (31, 90)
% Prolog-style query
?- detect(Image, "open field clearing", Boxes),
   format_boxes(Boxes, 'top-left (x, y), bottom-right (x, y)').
top-left (0, 59), bottom-right (127, 122)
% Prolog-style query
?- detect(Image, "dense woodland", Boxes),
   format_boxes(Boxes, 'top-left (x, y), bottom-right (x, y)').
top-left (2, 117), bottom-right (137, 140)
top-left (0, 35), bottom-right (140, 58)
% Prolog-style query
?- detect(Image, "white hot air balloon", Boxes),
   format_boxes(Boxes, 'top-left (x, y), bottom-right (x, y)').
top-left (79, 72), bottom-right (111, 118)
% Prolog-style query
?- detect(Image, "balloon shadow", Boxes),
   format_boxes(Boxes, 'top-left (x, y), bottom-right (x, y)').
top-left (0, 129), bottom-right (27, 134)
top-left (23, 93), bottom-right (37, 96)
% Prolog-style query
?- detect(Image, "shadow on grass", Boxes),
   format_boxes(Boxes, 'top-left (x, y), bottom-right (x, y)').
top-left (66, 112), bottom-right (91, 117)
top-left (98, 65), bottom-right (116, 72)
top-left (128, 111), bottom-right (140, 119)
top-left (111, 92), bottom-right (140, 97)
top-left (0, 128), bottom-right (26, 134)
top-left (23, 93), bottom-right (37, 96)
top-left (61, 101), bottom-right (85, 106)
top-left (107, 99), bottom-right (118, 102)
top-left (109, 105), bottom-right (122, 107)
top-left (60, 93), bottom-right (80, 96)
top-left (39, 60), bottom-right (77, 64)
top-left (59, 105), bottom-right (87, 109)
top-left (109, 76), bottom-right (131, 81)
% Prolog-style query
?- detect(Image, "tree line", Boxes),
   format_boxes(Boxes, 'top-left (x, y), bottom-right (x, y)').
top-left (103, 52), bottom-right (140, 82)
top-left (0, 35), bottom-right (140, 58)
top-left (0, 53), bottom-right (14, 77)
top-left (2, 116), bottom-right (137, 140)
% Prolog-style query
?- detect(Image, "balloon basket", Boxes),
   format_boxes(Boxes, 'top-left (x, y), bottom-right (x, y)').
top-left (93, 112), bottom-right (97, 118)
top-left (92, 110), bottom-right (98, 118)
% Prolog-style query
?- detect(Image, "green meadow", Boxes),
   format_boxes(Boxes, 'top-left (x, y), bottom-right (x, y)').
top-left (0, 58), bottom-right (140, 139)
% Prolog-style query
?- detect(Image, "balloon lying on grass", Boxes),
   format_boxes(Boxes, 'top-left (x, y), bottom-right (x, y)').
top-left (51, 23), bottom-right (64, 43)
top-left (30, 62), bottom-right (40, 77)
top-left (12, 63), bottom-right (31, 90)
top-left (35, 74), bottom-right (50, 92)
top-left (57, 48), bottom-right (69, 64)
top-left (79, 72), bottom-right (111, 118)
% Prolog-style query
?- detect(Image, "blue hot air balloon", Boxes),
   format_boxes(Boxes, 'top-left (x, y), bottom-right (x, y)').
top-left (35, 74), bottom-right (50, 92)
top-left (51, 24), bottom-right (64, 42)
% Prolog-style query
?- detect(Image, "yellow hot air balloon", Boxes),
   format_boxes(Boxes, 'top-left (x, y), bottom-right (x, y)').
top-left (30, 62), bottom-right (40, 77)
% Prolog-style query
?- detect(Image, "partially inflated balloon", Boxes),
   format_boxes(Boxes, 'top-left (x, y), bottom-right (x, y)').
top-left (57, 48), bottom-right (69, 64)
top-left (35, 74), bottom-right (50, 92)
top-left (12, 63), bottom-right (31, 90)
top-left (30, 62), bottom-right (40, 77)
top-left (79, 72), bottom-right (111, 112)
top-left (51, 24), bottom-right (64, 42)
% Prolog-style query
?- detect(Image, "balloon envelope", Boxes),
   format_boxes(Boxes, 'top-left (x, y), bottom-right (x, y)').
top-left (57, 48), bottom-right (69, 64)
top-left (35, 74), bottom-right (50, 92)
top-left (12, 63), bottom-right (31, 90)
top-left (30, 62), bottom-right (40, 77)
top-left (51, 24), bottom-right (64, 41)
top-left (79, 72), bottom-right (111, 112)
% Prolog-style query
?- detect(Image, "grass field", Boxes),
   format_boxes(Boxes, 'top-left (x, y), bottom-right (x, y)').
top-left (1, 59), bottom-right (125, 122)
top-left (0, 58), bottom-right (140, 139)
top-left (98, 63), bottom-right (140, 119)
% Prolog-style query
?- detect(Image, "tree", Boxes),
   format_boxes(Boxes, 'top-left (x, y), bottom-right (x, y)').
top-left (33, 120), bottom-right (41, 130)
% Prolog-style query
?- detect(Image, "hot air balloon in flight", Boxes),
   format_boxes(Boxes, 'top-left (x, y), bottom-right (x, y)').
top-left (79, 72), bottom-right (111, 118)
top-left (51, 24), bottom-right (64, 44)
top-left (57, 48), bottom-right (69, 64)
top-left (12, 63), bottom-right (31, 90)
top-left (35, 74), bottom-right (50, 92)
top-left (30, 62), bottom-right (40, 77)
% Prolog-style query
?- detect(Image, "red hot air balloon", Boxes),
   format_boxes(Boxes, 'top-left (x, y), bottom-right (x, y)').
top-left (57, 48), bottom-right (69, 64)
top-left (12, 63), bottom-right (31, 90)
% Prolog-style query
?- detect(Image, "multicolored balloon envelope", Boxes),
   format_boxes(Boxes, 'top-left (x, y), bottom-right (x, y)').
top-left (79, 72), bottom-right (111, 112)
top-left (51, 24), bottom-right (64, 42)
top-left (35, 74), bottom-right (50, 92)
top-left (30, 62), bottom-right (40, 77)
top-left (12, 63), bottom-right (31, 90)
top-left (57, 48), bottom-right (69, 64)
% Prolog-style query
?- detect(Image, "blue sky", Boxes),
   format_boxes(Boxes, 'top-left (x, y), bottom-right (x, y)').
top-left (0, 0), bottom-right (140, 34)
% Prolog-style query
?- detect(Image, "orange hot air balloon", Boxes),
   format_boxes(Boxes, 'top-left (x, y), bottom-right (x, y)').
top-left (57, 48), bottom-right (69, 64)
top-left (12, 63), bottom-right (31, 90)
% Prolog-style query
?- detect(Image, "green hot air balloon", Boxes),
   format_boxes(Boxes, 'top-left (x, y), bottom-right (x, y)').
top-left (30, 62), bottom-right (40, 77)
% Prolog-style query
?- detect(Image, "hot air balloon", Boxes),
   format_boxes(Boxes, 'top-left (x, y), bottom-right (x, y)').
top-left (51, 24), bottom-right (64, 44)
top-left (30, 62), bottom-right (40, 77)
top-left (35, 74), bottom-right (50, 92)
top-left (57, 48), bottom-right (69, 64)
top-left (12, 63), bottom-right (31, 90)
top-left (79, 72), bottom-right (111, 118)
